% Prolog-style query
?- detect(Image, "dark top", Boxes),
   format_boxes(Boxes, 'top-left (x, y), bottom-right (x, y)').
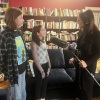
top-left (77, 28), bottom-right (100, 73)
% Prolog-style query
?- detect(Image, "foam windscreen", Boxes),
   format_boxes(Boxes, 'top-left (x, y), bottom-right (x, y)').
top-left (50, 36), bottom-right (68, 48)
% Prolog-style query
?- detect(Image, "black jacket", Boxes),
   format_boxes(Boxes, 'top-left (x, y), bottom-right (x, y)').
top-left (77, 28), bottom-right (100, 73)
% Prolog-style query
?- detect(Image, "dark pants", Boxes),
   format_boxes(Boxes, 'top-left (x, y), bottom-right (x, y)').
top-left (79, 61), bottom-right (96, 100)
top-left (33, 62), bottom-right (48, 99)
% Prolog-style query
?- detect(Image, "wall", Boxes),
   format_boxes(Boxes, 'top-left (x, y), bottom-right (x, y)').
top-left (9, 0), bottom-right (100, 10)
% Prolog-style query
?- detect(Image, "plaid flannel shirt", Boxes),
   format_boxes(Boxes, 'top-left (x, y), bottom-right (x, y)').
top-left (0, 28), bottom-right (31, 85)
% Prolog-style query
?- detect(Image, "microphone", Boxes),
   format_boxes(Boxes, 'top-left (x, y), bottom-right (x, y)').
top-left (50, 36), bottom-right (68, 48)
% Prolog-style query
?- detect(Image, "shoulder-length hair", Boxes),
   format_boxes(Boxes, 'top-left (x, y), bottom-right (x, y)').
top-left (32, 25), bottom-right (42, 46)
top-left (4, 7), bottom-right (22, 30)
top-left (79, 9), bottom-right (98, 33)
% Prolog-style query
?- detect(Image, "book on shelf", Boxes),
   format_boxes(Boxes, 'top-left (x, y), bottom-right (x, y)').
top-left (73, 9), bottom-right (78, 17)
top-left (46, 31), bottom-right (59, 41)
top-left (59, 8), bottom-right (64, 17)
top-left (68, 9), bottom-right (73, 17)
top-left (59, 31), bottom-right (78, 41)
top-left (60, 21), bottom-right (78, 29)
top-left (23, 31), bottom-right (32, 41)
top-left (0, 0), bottom-right (8, 16)
top-left (52, 21), bottom-right (59, 29)
top-left (25, 19), bottom-right (45, 29)
top-left (37, 8), bottom-right (45, 16)
top-left (50, 8), bottom-right (59, 16)
top-left (59, 9), bottom-right (80, 17)
top-left (22, 7), bottom-right (46, 16)
top-left (22, 7), bottom-right (81, 17)
top-left (64, 9), bottom-right (70, 16)
top-left (27, 7), bottom-right (33, 15)
top-left (47, 22), bottom-right (53, 29)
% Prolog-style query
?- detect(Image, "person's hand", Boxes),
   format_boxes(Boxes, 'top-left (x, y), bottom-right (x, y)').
top-left (79, 60), bottom-right (87, 68)
top-left (47, 67), bottom-right (51, 76)
top-left (41, 71), bottom-right (45, 79)
top-left (69, 58), bottom-right (74, 64)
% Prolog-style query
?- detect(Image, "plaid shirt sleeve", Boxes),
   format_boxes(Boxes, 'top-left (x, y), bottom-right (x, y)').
top-left (0, 33), bottom-right (7, 72)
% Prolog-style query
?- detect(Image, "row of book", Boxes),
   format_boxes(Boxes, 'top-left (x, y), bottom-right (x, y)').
top-left (47, 21), bottom-right (79, 29)
top-left (0, 0), bottom-right (8, 15)
top-left (24, 19), bottom-right (45, 29)
top-left (0, 19), bottom-right (5, 24)
top-left (0, 19), bottom-right (5, 32)
top-left (93, 12), bottom-right (100, 30)
top-left (0, 0), bottom-right (8, 4)
top-left (47, 22), bottom-right (59, 29)
top-left (22, 7), bottom-right (81, 17)
top-left (46, 31), bottom-right (78, 41)
top-left (23, 30), bottom-right (78, 42)
top-left (24, 19), bottom-right (79, 29)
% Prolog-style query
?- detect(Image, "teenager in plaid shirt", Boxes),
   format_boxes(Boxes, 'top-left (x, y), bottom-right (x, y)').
top-left (0, 7), bottom-right (31, 100)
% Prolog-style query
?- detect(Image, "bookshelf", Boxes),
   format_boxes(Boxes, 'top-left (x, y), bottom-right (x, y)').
top-left (0, 0), bottom-right (9, 32)
top-left (22, 7), bottom-right (80, 49)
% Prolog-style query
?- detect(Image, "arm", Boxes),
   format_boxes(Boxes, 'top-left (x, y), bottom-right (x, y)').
top-left (46, 50), bottom-right (51, 75)
top-left (0, 35), bottom-right (6, 73)
top-left (32, 42), bottom-right (44, 74)
top-left (47, 50), bottom-right (51, 69)
top-left (85, 33), bottom-right (100, 66)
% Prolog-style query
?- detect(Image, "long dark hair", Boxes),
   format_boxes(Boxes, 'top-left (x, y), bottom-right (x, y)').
top-left (79, 9), bottom-right (98, 34)
top-left (32, 25), bottom-right (42, 46)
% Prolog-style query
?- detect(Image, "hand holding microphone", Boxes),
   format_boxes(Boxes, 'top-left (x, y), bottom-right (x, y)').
top-left (79, 60), bottom-right (87, 68)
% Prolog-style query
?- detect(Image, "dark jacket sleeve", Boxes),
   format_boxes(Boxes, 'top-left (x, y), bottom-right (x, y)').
top-left (0, 33), bottom-right (7, 73)
top-left (86, 31), bottom-right (100, 65)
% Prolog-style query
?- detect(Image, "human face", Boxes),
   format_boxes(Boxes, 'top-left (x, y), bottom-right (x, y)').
top-left (37, 26), bottom-right (46, 40)
top-left (15, 14), bottom-right (24, 28)
top-left (77, 16), bottom-right (84, 28)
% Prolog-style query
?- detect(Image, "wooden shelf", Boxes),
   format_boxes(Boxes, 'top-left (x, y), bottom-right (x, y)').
top-left (23, 28), bottom-right (32, 31)
top-left (60, 29), bottom-right (79, 32)
top-left (60, 16), bottom-right (77, 21)
top-left (46, 16), bottom-right (59, 21)
top-left (23, 15), bottom-right (46, 21)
